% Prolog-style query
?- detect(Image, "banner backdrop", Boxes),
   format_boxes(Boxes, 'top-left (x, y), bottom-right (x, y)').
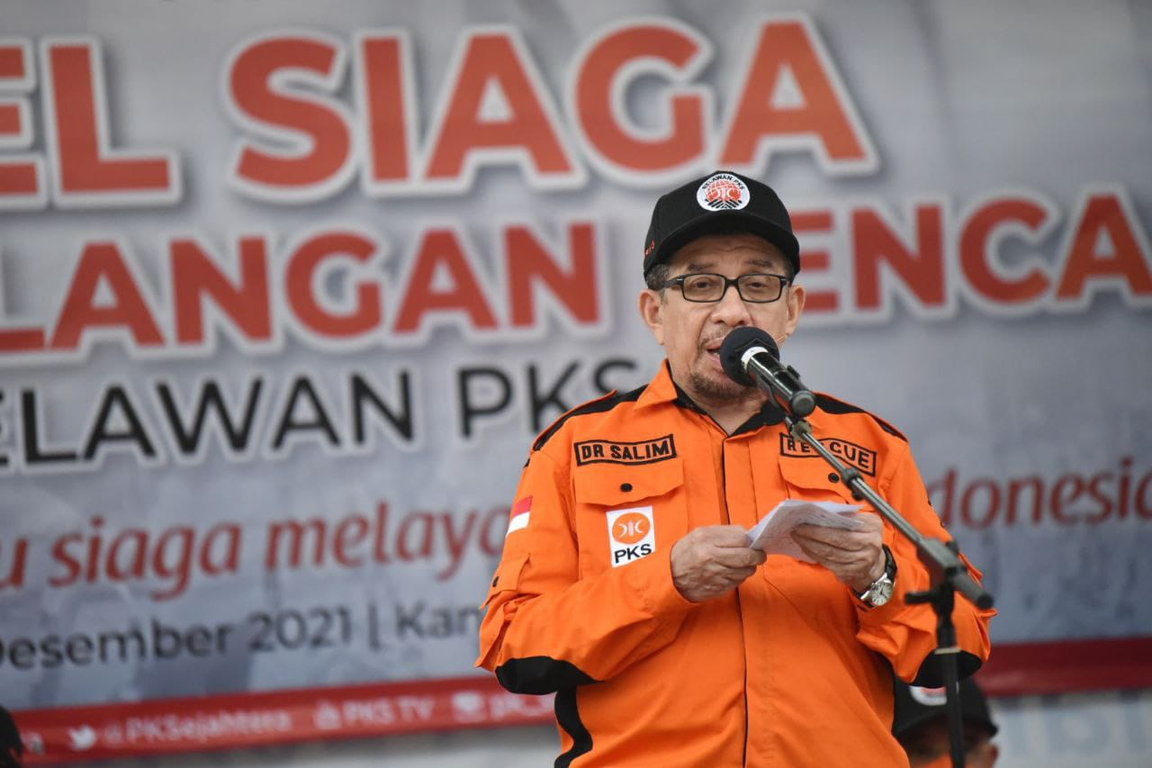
top-left (1, 0), bottom-right (1150, 762)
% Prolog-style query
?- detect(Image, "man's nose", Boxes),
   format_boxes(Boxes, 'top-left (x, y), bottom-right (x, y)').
top-left (709, 282), bottom-right (753, 325)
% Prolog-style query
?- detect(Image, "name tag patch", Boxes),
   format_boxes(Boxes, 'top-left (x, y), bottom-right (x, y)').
top-left (575, 434), bottom-right (676, 466)
top-left (779, 434), bottom-right (878, 476)
top-left (607, 506), bottom-right (655, 567)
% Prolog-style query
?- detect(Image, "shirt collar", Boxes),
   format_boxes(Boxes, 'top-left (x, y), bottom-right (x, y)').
top-left (636, 360), bottom-right (786, 434)
top-left (635, 361), bottom-right (681, 410)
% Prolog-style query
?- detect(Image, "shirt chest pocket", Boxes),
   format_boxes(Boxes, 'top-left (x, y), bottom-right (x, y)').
top-left (778, 457), bottom-right (859, 505)
top-left (766, 457), bottom-right (868, 625)
top-left (571, 458), bottom-right (686, 579)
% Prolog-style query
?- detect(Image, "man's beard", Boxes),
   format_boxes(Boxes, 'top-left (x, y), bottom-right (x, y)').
top-left (687, 366), bottom-right (762, 408)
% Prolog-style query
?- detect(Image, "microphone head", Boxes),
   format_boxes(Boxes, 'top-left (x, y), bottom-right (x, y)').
top-left (719, 327), bottom-right (779, 386)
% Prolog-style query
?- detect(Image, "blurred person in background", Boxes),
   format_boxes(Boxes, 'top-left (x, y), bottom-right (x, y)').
top-left (893, 677), bottom-right (999, 767)
top-left (0, 706), bottom-right (24, 768)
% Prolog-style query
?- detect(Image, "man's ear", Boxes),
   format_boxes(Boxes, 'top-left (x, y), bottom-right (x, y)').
top-left (638, 289), bottom-right (665, 346)
top-left (779, 283), bottom-right (806, 342)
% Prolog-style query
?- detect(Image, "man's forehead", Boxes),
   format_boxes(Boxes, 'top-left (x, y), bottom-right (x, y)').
top-left (669, 233), bottom-right (787, 271)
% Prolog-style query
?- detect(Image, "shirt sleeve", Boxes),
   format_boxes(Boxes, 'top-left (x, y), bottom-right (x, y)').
top-left (475, 446), bottom-right (696, 694)
top-left (854, 440), bottom-right (996, 685)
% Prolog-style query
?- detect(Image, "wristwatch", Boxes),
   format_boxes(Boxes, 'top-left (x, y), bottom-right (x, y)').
top-left (856, 545), bottom-right (896, 607)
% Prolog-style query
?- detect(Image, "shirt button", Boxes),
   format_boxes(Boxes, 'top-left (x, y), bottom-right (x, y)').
top-left (621, 483), bottom-right (633, 492)
top-left (828, 473), bottom-right (839, 482)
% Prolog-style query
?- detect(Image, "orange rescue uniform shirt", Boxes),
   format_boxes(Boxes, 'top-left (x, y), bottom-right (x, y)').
top-left (477, 364), bottom-right (994, 767)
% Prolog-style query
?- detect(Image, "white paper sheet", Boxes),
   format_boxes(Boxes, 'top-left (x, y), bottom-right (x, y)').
top-left (747, 499), bottom-right (866, 562)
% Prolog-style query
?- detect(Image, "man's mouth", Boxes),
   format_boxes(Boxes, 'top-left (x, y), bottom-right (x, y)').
top-left (703, 339), bottom-right (725, 362)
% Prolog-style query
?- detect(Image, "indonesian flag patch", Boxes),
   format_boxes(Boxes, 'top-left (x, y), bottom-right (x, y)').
top-left (507, 496), bottom-right (531, 536)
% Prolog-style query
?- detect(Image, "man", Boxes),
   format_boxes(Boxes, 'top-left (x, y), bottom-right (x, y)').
top-left (893, 678), bottom-right (1000, 767)
top-left (477, 170), bottom-right (994, 766)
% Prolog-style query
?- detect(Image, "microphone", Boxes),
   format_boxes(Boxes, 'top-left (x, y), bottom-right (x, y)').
top-left (719, 327), bottom-right (816, 417)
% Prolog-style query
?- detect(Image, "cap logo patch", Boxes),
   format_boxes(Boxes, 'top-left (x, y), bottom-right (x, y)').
top-left (697, 172), bottom-right (750, 211)
top-left (909, 686), bottom-right (948, 707)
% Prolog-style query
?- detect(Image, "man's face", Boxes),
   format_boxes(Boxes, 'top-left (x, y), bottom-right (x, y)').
top-left (900, 719), bottom-right (999, 768)
top-left (639, 233), bottom-right (805, 408)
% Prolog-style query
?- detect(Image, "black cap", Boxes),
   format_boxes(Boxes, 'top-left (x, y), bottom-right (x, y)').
top-left (643, 170), bottom-right (800, 276)
top-left (892, 678), bottom-right (999, 739)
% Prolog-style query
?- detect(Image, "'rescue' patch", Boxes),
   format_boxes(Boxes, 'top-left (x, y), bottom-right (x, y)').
top-left (779, 434), bottom-right (878, 476)
top-left (574, 434), bottom-right (677, 466)
top-left (696, 172), bottom-right (750, 211)
top-left (607, 506), bottom-right (656, 567)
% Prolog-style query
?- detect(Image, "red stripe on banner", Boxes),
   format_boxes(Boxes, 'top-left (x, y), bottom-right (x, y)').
top-left (11, 676), bottom-right (554, 764)
top-left (511, 495), bottom-right (532, 517)
top-left (977, 636), bottom-right (1152, 697)
top-left (8, 637), bottom-right (1151, 763)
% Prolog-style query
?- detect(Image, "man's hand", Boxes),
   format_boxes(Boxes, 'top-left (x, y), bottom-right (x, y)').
top-left (671, 525), bottom-right (767, 602)
top-left (790, 513), bottom-right (886, 594)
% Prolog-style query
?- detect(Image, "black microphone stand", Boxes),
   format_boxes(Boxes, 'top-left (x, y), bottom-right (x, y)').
top-left (781, 414), bottom-right (994, 768)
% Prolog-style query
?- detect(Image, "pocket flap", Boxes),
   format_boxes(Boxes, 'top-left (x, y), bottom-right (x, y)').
top-left (778, 456), bottom-right (853, 501)
top-left (573, 457), bottom-right (684, 506)
top-left (480, 551), bottom-right (529, 608)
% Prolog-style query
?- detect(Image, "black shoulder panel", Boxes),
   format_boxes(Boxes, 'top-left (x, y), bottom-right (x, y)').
top-left (495, 656), bottom-right (597, 695)
top-left (532, 386), bottom-right (646, 452)
top-left (815, 394), bottom-right (907, 442)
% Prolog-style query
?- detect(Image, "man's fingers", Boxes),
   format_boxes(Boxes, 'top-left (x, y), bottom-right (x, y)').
top-left (793, 524), bottom-right (858, 545)
top-left (672, 526), bottom-right (766, 602)
top-left (712, 546), bottom-right (765, 569)
top-left (693, 524), bottom-right (756, 548)
top-left (792, 533), bottom-right (861, 559)
top-left (793, 524), bottom-right (881, 550)
top-left (794, 539), bottom-right (857, 566)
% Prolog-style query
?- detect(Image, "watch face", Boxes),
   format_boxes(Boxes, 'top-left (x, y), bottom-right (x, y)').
top-left (867, 576), bottom-right (894, 607)
top-left (864, 546), bottom-right (897, 607)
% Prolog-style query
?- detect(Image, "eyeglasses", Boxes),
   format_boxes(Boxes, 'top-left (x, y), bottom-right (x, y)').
top-left (662, 272), bottom-right (791, 303)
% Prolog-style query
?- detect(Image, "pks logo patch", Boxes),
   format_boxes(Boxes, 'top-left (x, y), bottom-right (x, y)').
top-left (697, 172), bottom-right (750, 211)
top-left (574, 434), bottom-right (676, 466)
top-left (779, 434), bottom-right (878, 476)
top-left (607, 506), bottom-right (656, 567)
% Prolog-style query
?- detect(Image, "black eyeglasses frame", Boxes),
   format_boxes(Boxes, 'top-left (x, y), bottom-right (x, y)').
top-left (660, 272), bottom-right (791, 303)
